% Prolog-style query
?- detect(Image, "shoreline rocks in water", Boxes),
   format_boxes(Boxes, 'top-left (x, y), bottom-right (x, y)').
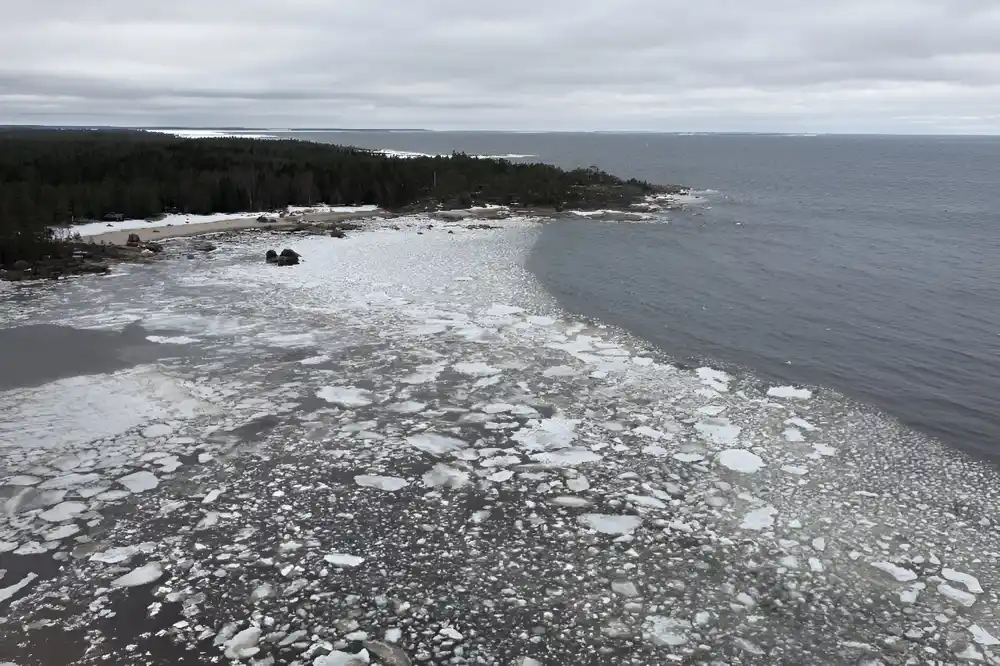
top-left (265, 248), bottom-right (300, 266)
top-left (0, 239), bottom-right (167, 282)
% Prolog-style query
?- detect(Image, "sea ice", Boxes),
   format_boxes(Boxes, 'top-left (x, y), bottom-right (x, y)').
top-left (717, 449), bottom-right (765, 473)
top-left (354, 475), bottom-right (409, 492)
top-left (512, 418), bottom-right (579, 451)
top-left (938, 583), bottom-right (977, 607)
top-left (740, 506), bottom-right (777, 531)
top-left (696, 367), bottom-right (731, 392)
top-left (111, 562), bottom-right (164, 588)
top-left (39, 501), bottom-right (86, 522)
top-left (578, 513), bottom-right (641, 535)
top-left (642, 615), bottom-right (691, 647)
top-left (767, 386), bottom-right (813, 400)
top-left (695, 419), bottom-right (741, 445)
top-left (407, 433), bottom-right (466, 456)
top-left (0, 573), bottom-right (38, 604)
top-left (224, 627), bottom-right (261, 660)
top-left (969, 624), bottom-right (1000, 646)
top-left (386, 401), bottom-right (427, 414)
top-left (422, 464), bottom-right (470, 489)
top-left (141, 424), bottom-right (174, 438)
top-left (117, 471), bottom-right (159, 493)
top-left (314, 650), bottom-right (370, 666)
top-left (316, 386), bottom-right (375, 407)
top-left (942, 568), bottom-right (984, 594)
top-left (453, 362), bottom-right (502, 377)
top-left (871, 561), bottom-right (918, 582)
top-left (529, 448), bottom-right (602, 466)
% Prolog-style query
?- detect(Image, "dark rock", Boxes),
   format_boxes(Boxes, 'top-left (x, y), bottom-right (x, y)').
top-left (145, 242), bottom-right (164, 253)
top-left (276, 255), bottom-right (297, 266)
top-left (3, 270), bottom-right (24, 282)
top-left (191, 241), bottom-right (216, 252)
top-left (126, 233), bottom-right (141, 246)
top-left (13, 260), bottom-right (31, 271)
top-left (279, 248), bottom-right (300, 260)
top-left (265, 250), bottom-right (279, 264)
top-left (77, 263), bottom-right (110, 275)
top-left (330, 229), bottom-right (346, 239)
top-left (257, 215), bottom-right (269, 222)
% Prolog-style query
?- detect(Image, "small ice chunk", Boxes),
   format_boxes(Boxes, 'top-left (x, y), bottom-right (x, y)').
top-left (488, 470), bottom-right (515, 483)
top-left (695, 419), bottom-right (741, 445)
top-left (717, 449), bottom-right (765, 474)
top-left (422, 464), bottom-right (470, 489)
top-left (740, 506), bottom-right (777, 531)
top-left (673, 452), bottom-right (705, 463)
top-left (3, 475), bottom-right (41, 486)
top-left (314, 650), bottom-right (370, 666)
top-left (95, 490), bottom-right (131, 502)
top-left (785, 417), bottom-right (817, 431)
top-left (317, 386), bottom-right (374, 407)
top-left (111, 562), bottom-right (164, 588)
top-left (812, 443), bottom-right (837, 457)
top-left (812, 537), bottom-right (826, 552)
top-left (224, 627), bottom-right (261, 660)
top-left (386, 401), bottom-right (427, 414)
top-left (117, 471), bottom-right (159, 493)
top-left (529, 448), bottom-right (602, 466)
top-left (299, 354), bottom-right (330, 365)
top-left (14, 542), bottom-right (49, 556)
top-left (453, 362), bottom-right (502, 377)
top-left (42, 524), bottom-right (80, 541)
top-left (550, 496), bottom-right (592, 507)
top-left (486, 304), bottom-right (524, 316)
top-left (871, 561), bottom-right (918, 582)
top-left (202, 489), bottom-right (222, 504)
top-left (612, 580), bottom-right (640, 598)
top-left (324, 553), bottom-right (365, 567)
top-left (38, 473), bottom-right (102, 490)
top-left (696, 367), bottom-right (731, 392)
top-left (642, 615), bottom-right (690, 647)
top-left (142, 424), bottom-right (174, 438)
top-left (91, 546), bottom-right (142, 564)
top-left (483, 403), bottom-right (515, 414)
top-left (512, 418), bottom-right (579, 451)
top-left (942, 568), bottom-right (983, 594)
top-left (39, 501), bottom-right (86, 522)
top-left (566, 476), bottom-right (590, 492)
top-left (767, 386), bottom-right (812, 400)
top-left (782, 428), bottom-right (804, 442)
top-left (627, 494), bottom-right (667, 509)
top-left (938, 583), bottom-right (977, 607)
top-left (354, 475), bottom-right (409, 492)
top-left (0, 572), bottom-right (38, 603)
top-left (781, 465), bottom-right (809, 476)
top-left (969, 624), bottom-right (1000, 646)
top-left (578, 513), bottom-right (641, 535)
top-left (407, 433), bottom-right (466, 457)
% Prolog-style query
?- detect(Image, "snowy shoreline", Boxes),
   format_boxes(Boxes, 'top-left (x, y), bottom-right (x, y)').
top-left (3, 219), bottom-right (1000, 665)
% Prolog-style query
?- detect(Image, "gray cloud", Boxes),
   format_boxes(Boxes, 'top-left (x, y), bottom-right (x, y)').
top-left (3, 0), bottom-right (1000, 132)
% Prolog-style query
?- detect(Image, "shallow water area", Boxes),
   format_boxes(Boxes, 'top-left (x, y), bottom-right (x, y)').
top-left (1, 218), bottom-right (1000, 665)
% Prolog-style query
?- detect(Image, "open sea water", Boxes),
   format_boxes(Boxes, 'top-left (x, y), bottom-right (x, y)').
top-left (286, 131), bottom-right (1000, 457)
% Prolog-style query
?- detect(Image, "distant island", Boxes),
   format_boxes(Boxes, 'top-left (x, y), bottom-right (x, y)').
top-left (0, 128), bottom-right (678, 271)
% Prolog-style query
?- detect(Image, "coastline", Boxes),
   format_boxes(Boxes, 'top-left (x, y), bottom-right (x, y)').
top-left (2, 220), bottom-right (1000, 664)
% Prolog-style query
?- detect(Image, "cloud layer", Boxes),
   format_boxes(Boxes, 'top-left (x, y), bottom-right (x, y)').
top-left (4, 0), bottom-right (1000, 132)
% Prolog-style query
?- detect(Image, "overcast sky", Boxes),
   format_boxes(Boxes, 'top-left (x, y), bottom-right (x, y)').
top-left (3, 0), bottom-right (1000, 133)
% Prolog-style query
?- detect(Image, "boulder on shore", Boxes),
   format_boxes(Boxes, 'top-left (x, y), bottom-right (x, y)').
top-left (276, 248), bottom-right (300, 266)
top-left (191, 241), bottom-right (216, 252)
top-left (265, 250), bottom-right (278, 264)
top-left (126, 233), bottom-right (141, 246)
top-left (13, 260), bottom-right (31, 271)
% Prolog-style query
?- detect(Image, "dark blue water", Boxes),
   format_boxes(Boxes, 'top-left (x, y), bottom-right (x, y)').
top-left (287, 131), bottom-right (1000, 457)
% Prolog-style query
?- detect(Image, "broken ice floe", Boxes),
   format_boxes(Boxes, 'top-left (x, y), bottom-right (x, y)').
top-left (717, 449), bottom-right (765, 473)
top-left (111, 562), bottom-right (164, 588)
top-left (354, 475), bottom-right (409, 491)
top-left (578, 513), bottom-right (641, 535)
top-left (317, 386), bottom-right (375, 407)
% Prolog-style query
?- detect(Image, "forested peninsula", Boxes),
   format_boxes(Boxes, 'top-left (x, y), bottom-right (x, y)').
top-left (0, 128), bottom-right (674, 268)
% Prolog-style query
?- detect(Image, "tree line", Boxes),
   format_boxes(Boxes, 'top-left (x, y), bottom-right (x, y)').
top-left (0, 128), bottom-right (667, 265)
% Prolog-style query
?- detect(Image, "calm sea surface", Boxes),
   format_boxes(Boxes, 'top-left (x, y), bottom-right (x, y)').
top-left (280, 130), bottom-right (1000, 457)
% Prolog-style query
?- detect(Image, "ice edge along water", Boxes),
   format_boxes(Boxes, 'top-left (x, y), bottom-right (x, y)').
top-left (1, 216), bottom-right (999, 665)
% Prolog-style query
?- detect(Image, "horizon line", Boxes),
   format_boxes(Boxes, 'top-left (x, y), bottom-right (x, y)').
top-left (2, 124), bottom-right (999, 138)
